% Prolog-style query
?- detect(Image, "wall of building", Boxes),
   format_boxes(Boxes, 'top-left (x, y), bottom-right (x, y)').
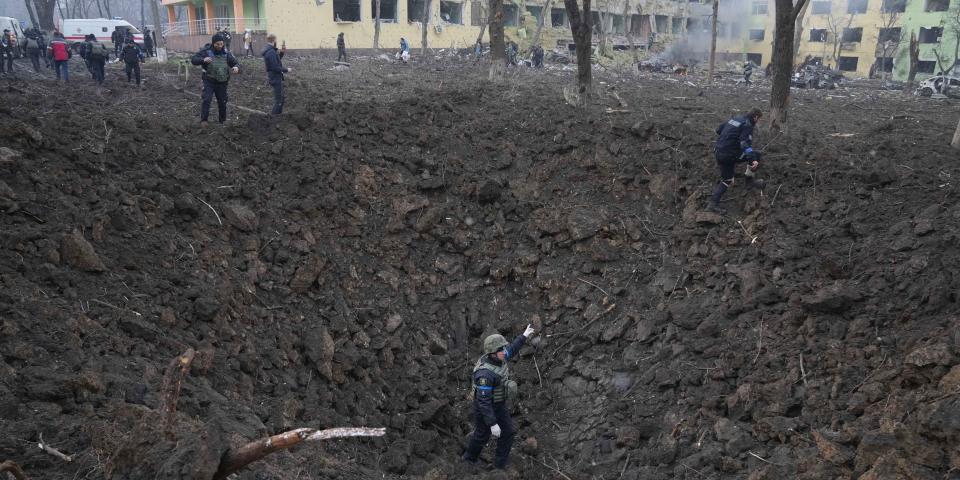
top-left (896, 2), bottom-right (960, 80)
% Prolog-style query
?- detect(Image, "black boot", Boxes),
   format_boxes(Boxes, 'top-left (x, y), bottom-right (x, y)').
top-left (707, 182), bottom-right (728, 215)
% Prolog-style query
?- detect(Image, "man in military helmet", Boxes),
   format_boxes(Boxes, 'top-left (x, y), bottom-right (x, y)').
top-left (462, 324), bottom-right (537, 470)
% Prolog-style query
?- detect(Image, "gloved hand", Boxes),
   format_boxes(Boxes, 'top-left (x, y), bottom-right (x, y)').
top-left (750, 160), bottom-right (760, 171)
top-left (490, 424), bottom-right (502, 438)
top-left (523, 324), bottom-right (535, 338)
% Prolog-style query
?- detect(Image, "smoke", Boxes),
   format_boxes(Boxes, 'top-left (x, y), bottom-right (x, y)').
top-left (657, 0), bottom-right (752, 65)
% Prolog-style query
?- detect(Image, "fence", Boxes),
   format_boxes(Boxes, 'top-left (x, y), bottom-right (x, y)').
top-left (163, 18), bottom-right (267, 37)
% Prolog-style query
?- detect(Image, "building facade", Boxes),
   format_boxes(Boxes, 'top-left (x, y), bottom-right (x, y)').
top-left (160, 0), bottom-right (700, 53)
top-left (713, 0), bottom-right (960, 81)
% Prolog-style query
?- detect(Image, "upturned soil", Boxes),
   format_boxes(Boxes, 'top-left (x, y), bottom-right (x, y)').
top-left (1, 53), bottom-right (960, 480)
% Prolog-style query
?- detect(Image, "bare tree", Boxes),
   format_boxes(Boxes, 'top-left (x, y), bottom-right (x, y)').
top-left (488, 0), bottom-right (506, 79)
top-left (877, 8), bottom-right (901, 81)
top-left (531, 0), bottom-right (553, 46)
top-left (474, 1), bottom-right (489, 46)
top-left (595, 1), bottom-right (609, 57)
top-left (564, 0), bottom-right (592, 105)
top-left (708, 0), bottom-right (718, 84)
top-left (150, 0), bottom-right (165, 50)
top-left (792, 0), bottom-right (810, 61)
top-left (373, 0), bottom-right (382, 50)
top-left (906, 30), bottom-right (919, 90)
top-left (420, 0), bottom-right (432, 55)
top-left (623, 0), bottom-right (640, 66)
top-left (825, 12), bottom-right (855, 68)
top-left (32, 0), bottom-right (57, 30)
top-left (768, 0), bottom-right (810, 129)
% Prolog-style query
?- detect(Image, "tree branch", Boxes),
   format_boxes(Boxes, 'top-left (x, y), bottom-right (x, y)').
top-left (160, 348), bottom-right (196, 440)
top-left (213, 427), bottom-right (387, 479)
top-left (791, 0), bottom-right (810, 20)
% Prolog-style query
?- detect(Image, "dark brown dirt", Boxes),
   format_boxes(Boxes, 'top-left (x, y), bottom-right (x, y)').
top-left (1, 54), bottom-right (960, 480)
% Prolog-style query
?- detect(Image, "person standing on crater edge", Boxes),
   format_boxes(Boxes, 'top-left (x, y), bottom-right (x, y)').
top-left (462, 324), bottom-right (537, 471)
top-left (191, 33), bottom-right (240, 125)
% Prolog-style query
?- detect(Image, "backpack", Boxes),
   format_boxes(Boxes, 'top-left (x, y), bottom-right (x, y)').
top-left (24, 37), bottom-right (39, 50)
top-left (206, 51), bottom-right (230, 82)
top-left (87, 41), bottom-right (106, 60)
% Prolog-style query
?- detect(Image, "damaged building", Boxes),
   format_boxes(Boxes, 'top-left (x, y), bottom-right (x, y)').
top-left (160, 0), bottom-right (705, 54)
top-left (713, 0), bottom-right (960, 82)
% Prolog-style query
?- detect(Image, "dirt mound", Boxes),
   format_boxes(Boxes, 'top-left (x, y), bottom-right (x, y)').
top-left (1, 58), bottom-right (960, 479)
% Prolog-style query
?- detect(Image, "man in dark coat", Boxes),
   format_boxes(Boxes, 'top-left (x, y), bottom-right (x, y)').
top-left (707, 108), bottom-right (765, 214)
top-left (262, 33), bottom-right (292, 114)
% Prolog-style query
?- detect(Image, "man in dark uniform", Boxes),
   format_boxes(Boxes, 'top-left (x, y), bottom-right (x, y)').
top-left (462, 324), bottom-right (536, 470)
top-left (708, 108), bottom-right (764, 214)
top-left (191, 33), bottom-right (240, 124)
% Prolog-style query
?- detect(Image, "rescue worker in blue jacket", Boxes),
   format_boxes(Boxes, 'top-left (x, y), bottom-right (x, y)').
top-left (262, 33), bottom-right (291, 114)
top-left (462, 324), bottom-right (537, 470)
top-left (708, 108), bottom-right (765, 214)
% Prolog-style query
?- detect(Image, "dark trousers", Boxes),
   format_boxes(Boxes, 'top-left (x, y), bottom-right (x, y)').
top-left (28, 50), bottom-right (41, 72)
top-left (0, 49), bottom-right (12, 73)
top-left (115, 43), bottom-right (122, 58)
top-left (201, 79), bottom-right (229, 122)
top-left (463, 401), bottom-right (516, 469)
top-left (337, 47), bottom-right (346, 61)
top-left (91, 59), bottom-right (105, 84)
top-left (55, 60), bottom-right (69, 81)
top-left (744, 72), bottom-right (752, 84)
top-left (711, 153), bottom-right (743, 205)
top-left (270, 81), bottom-right (284, 114)
top-left (145, 45), bottom-right (154, 57)
top-left (124, 61), bottom-right (141, 85)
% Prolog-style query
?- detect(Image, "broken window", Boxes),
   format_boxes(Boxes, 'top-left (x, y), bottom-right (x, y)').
top-left (672, 17), bottom-right (683, 34)
top-left (809, 28), bottom-right (827, 42)
top-left (503, 3), bottom-right (519, 26)
top-left (470, 0), bottom-right (484, 25)
top-left (654, 15), bottom-right (667, 33)
top-left (551, 8), bottom-right (566, 27)
top-left (751, 0), bottom-right (768, 15)
top-left (372, 0), bottom-right (398, 22)
top-left (875, 57), bottom-right (894, 72)
top-left (881, 0), bottom-right (906, 12)
top-left (919, 26), bottom-right (942, 43)
top-left (877, 27), bottom-right (900, 44)
top-left (842, 27), bottom-right (862, 42)
top-left (925, 0), bottom-right (949, 11)
top-left (612, 15), bottom-right (625, 34)
top-left (334, 0), bottom-right (361, 22)
top-left (847, 0), bottom-right (867, 13)
top-left (439, 1), bottom-right (462, 24)
top-left (630, 14), bottom-right (645, 35)
top-left (526, 6), bottom-right (542, 23)
top-left (408, 0), bottom-right (426, 22)
top-left (837, 56), bottom-right (859, 71)
top-left (917, 60), bottom-right (936, 73)
top-left (748, 29), bottom-right (764, 41)
top-left (746, 53), bottom-right (762, 65)
top-left (811, 1), bottom-right (831, 14)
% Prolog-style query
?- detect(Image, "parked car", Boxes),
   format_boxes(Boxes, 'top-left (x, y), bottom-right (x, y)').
top-left (61, 18), bottom-right (144, 49)
top-left (915, 74), bottom-right (960, 98)
top-left (0, 16), bottom-right (26, 58)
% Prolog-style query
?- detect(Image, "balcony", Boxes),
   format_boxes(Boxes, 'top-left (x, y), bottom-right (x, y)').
top-left (163, 17), bottom-right (267, 36)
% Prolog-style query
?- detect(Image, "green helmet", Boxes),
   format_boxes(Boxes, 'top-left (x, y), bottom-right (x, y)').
top-left (483, 334), bottom-right (509, 354)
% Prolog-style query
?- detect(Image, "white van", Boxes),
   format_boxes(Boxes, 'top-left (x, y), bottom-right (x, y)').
top-left (0, 17), bottom-right (26, 57)
top-left (61, 18), bottom-right (144, 48)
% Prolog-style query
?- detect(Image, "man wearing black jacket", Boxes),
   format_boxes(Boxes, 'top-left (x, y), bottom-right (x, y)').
top-left (121, 39), bottom-right (144, 86)
top-left (262, 34), bottom-right (292, 115)
top-left (707, 108), bottom-right (765, 214)
top-left (191, 33), bottom-right (239, 125)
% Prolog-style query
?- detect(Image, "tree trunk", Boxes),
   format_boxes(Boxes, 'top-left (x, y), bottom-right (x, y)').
top-left (952, 116), bottom-right (960, 149)
top-left (373, 0), bottom-right (381, 50)
top-left (531, 0), bottom-right (552, 46)
top-left (597, 11), bottom-right (608, 57)
top-left (708, 0), bottom-right (717, 84)
top-left (104, 0), bottom-right (112, 18)
top-left (141, 0), bottom-right (145, 28)
top-left (150, 0), bottom-right (165, 49)
top-left (792, 0), bottom-right (809, 62)
top-left (564, 0), bottom-right (592, 104)
top-left (420, 0), bottom-right (431, 55)
top-left (95, 0), bottom-right (104, 18)
top-left (474, 2), bottom-right (488, 45)
top-left (34, 0), bottom-right (57, 30)
top-left (906, 31), bottom-right (919, 90)
top-left (769, 0), bottom-right (807, 130)
top-left (24, 0), bottom-right (40, 28)
top-left (623, 1), bottom-right (639, 66)
top-left (55, 0), bottom-right (65, 26)
top-left (488, 0), bottom-right (505, 80)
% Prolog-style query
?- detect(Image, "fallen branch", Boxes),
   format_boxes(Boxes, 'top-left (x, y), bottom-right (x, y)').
top-left (748, 450), bottom-right (780, 466)
top-left (549, 303), bottom-right (617, 355)
top-left (576, 277), bottom-right (610, 297)
top-left (213, 427), bottom-right (386, 479)
top-left (160, 348), bottom-right (196, 440)
top-left (194, 196), bottom-right (222, 226)
top-left (0, 461), bottom-right (29, 480)
top-left (538, 457), bottom-right (573, 480)
top-left (37, 433), bottom-right (73, 463)
top-left (753, 319), bottom-right (763, 364)
top-left (799, 353), bottom-right (809, 387)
